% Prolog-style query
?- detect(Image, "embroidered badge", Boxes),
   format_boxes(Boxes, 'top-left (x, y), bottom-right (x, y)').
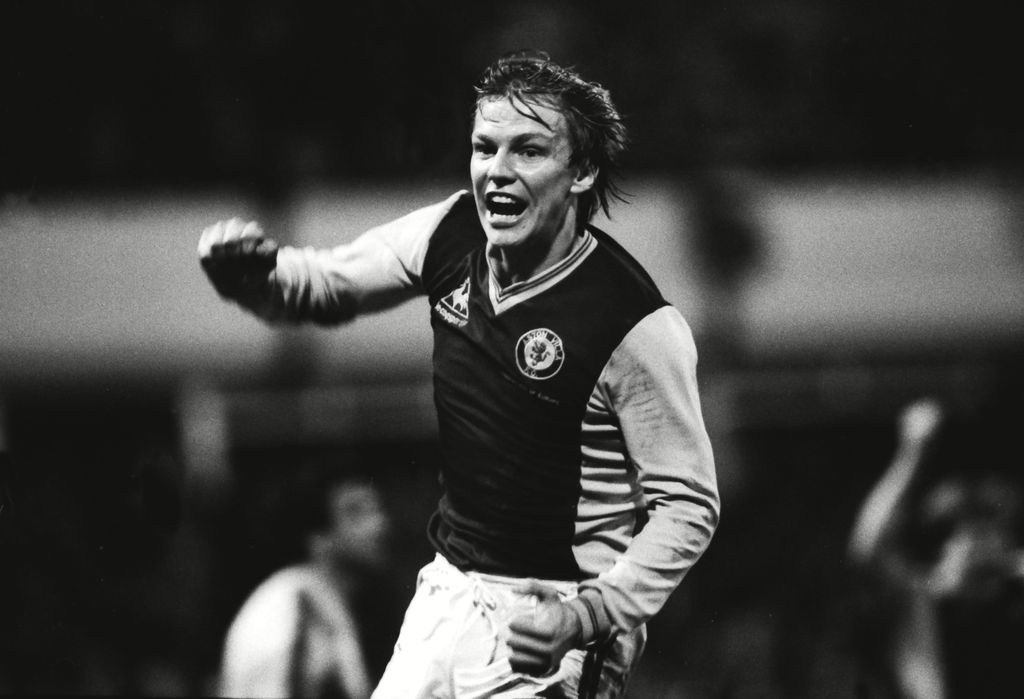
top-left (515, 328), bottom-right (565, 380)
top-left (435, 277), bottom-right (470, 327)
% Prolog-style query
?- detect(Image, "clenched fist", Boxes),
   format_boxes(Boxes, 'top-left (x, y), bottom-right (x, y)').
top-left (508, 580), bottom-right (582, 677)
top-left (898, 398), bottom-right (943, 447)
top-left (198, 217), bottom-right (279, 299)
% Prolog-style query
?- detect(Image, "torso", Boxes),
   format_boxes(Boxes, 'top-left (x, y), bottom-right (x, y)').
top-left (420, 194), bottom-right (666, 579)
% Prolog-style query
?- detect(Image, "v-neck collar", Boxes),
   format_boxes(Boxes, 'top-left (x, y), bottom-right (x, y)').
top-left (485, 230), bottom-right (598, 315)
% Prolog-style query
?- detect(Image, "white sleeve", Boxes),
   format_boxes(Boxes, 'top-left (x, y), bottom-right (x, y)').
top-left (576, 306), bottom-right (720, 637)
top-left (258, 191), bottom-right (466, 324)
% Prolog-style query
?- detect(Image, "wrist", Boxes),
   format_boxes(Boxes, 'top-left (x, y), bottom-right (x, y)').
top-left (566, 593), bottom-right (602, 648)
top-left (566, 603), bottom-right (584, 647)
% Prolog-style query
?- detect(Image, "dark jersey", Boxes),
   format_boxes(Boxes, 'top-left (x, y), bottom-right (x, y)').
top-left (421, 194), bottom-right (666, 580)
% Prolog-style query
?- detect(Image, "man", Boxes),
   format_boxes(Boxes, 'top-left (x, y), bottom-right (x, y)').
top-left (848, 399), bottom-right (1024, 698)
top-left (219, 477), bottom-right (391, 699)
top-left (199, 51), bottom-right (719, 698)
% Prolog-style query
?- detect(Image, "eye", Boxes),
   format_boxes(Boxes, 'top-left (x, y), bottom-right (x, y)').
top-left (520, 146), bottom-right (543, 159)
top-left (472, 141), bottom-right (495, 156)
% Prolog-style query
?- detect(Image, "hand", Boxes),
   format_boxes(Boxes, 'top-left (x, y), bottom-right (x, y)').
top-left (899, 399), bottom-right (943, 446)
top-left (508, 580), bottom-right (582, 677)
top-left (198, 217), bottom-right (279, 297)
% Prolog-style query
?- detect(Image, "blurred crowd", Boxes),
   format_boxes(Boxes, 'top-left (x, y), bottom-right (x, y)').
top-left (2, 378), bottom-right (1021, 697)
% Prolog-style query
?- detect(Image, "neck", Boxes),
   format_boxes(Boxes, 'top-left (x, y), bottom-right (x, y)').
top-left (490, 208), bottom-right (581, 286)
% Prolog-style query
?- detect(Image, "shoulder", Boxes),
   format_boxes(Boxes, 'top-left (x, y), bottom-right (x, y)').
top-left (586, 224), bottom-right (665, 302)
top-left (571, 225), bottom-right (668, 343)
top-left (598, 307), bottom-right (699, 398)
top-left (620, 306), bottom-right (697, 365)
top-left (600, 307), bottom-right (707, 435)
top-left (361, 189), bottom-right (470, 253)
top-left (224, 566), bottom-right (311, 644)
top-left (240, 566), bottom-right (313, 607)
top-left (381, 190), bottom-right (469, 235)
top-left (422, 190), bottom-right (484, 291)
top-left (426, 190), bottom-right (481, 251)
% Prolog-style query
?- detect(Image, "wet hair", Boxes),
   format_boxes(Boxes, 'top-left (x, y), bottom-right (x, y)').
top-left (474, 50), bottom-right (629, 225)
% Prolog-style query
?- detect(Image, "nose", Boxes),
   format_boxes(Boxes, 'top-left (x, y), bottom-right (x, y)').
top-left (487, 148), bottom-right (515, 183)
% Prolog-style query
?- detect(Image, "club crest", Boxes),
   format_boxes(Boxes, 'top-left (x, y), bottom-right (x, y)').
top-left (515, 328), bottom-right (565, 380)
top-left (435, 277), bottom-right (470, 327)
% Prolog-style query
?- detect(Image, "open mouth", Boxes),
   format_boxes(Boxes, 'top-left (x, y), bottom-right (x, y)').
top-left (485, 192), bottom-right (528, 219)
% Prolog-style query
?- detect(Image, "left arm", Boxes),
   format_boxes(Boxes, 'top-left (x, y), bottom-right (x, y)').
top-left (509, 306), bottom-right (719, 672)
top-left (571, 306), bottom-right (719, 640)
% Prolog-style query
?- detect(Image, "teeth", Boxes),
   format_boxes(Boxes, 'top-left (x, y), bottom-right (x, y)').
top-left (485, 191), bottom-right (527, 222)
top-left (489, 194), bottom-right (518, 204)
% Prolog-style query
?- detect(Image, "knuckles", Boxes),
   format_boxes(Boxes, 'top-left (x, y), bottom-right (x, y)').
top-left (198, 218), bottom-right (266, 260)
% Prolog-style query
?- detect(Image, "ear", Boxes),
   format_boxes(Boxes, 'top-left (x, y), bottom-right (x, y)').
top-left (571, 165), bottom-right (597, 195)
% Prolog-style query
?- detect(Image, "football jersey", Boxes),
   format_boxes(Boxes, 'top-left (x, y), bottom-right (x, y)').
top-left (422, 192), bottom-right (668, 580)
top-left (263, 190), bottom-right (719, 637)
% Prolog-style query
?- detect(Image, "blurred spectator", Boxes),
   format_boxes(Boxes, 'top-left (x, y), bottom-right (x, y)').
top-left (0, 404), bottom-right (215, 695)
top-left (848, 399), bottom-right (1024, 698)
top-left (219, 476), bottom-right (392, 699)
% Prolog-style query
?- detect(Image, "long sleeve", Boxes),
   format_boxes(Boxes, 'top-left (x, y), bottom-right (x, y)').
top-left (572, 306), bottom-right (720, 640)
top-left (241, 192), bottom-right (466, 324)
top-left (845, 399), bottom-right (960, 603)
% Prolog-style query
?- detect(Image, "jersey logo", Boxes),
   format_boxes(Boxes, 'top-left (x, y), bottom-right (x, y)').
top-left (515, 328), bottom-right (565, 380)
top-left (435, 277), bottom-right (470, 327)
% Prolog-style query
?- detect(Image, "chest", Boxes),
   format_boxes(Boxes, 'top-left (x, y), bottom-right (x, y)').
top-left (428, 253), bottom-right (624, 414)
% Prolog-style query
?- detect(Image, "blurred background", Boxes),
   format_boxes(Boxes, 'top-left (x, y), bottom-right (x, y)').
top-left (2, 1), bottom-right (1022, 696)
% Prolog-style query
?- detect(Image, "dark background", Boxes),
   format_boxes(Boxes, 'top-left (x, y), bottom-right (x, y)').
top-left (4, 0), bottom-right (1022, 195)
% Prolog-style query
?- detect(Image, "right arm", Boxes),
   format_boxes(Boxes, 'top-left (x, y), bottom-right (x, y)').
top-left (848, 400), bottom-right (948, 699)
top-left (847, 399), bottom-right (944, 579)
top-left (198, 192), bottom-right (466, 324)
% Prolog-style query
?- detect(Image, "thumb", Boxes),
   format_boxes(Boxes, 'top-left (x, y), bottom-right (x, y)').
top-left (514, 579), bottom-right (562, 603)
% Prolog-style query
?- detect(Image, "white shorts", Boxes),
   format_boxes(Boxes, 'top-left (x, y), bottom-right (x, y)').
top-left (371, 555), bottom-right (645, 699)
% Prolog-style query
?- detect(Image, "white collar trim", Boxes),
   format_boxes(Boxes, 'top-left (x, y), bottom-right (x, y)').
top-left (486, 231), bottom-right (597, 315)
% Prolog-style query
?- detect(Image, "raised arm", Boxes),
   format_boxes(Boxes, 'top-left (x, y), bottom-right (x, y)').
top-left (198, 218), bottom-right (286, 317)
top-left (847, 399), bottom-right (944, 572)
top-left (197, 192), bottom-right (465, 324)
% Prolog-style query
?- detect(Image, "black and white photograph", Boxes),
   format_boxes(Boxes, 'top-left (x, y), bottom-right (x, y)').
top-left (2, 2), bottom-right (1022, 697)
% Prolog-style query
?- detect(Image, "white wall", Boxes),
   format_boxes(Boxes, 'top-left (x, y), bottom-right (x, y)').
top-left (0, 191), bottom-right (278, 383)
top-left (738, 174), bottom-right (1024, 357)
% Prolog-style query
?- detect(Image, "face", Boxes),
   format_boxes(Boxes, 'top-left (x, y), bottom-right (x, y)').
top-left (325, 482), bottom-right (390, 570)
top-left (471, 96), bottom-right (595, 255)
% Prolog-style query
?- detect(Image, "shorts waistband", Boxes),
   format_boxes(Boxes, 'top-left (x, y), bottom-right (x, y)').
top-left (432, 553), bottom-right (579, 595)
